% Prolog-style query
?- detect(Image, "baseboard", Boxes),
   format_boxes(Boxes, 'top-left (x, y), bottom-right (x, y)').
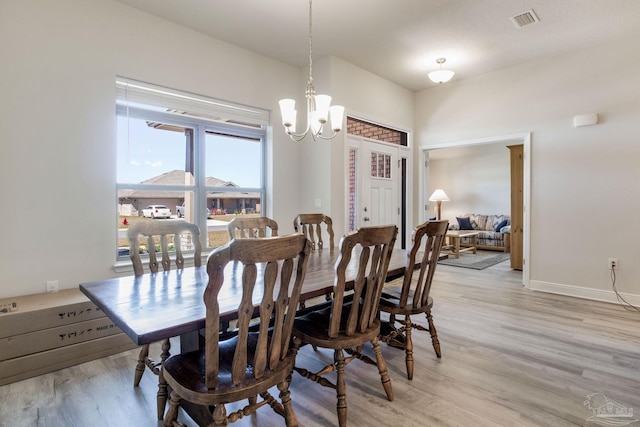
top-left (528, 280), bottom-right (640, 306)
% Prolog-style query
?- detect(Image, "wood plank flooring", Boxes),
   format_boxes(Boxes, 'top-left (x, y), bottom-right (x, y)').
top-left (2, 260), bottom-right (639, 427)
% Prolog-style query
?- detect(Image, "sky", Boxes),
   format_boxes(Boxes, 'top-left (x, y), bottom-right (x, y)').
top-left (117, 116), bottom-right (261, 187)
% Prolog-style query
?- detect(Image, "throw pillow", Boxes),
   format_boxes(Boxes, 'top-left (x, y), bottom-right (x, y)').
top-left (429, 217), bottom-right (437, 221)
top-left (456, 216), bottom-right (473, 230)
top-left (494, 219), bottom-right (508, 232)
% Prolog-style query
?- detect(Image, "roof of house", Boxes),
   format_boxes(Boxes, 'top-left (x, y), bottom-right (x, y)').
top-left (119, 170), bottom-right (260, 200)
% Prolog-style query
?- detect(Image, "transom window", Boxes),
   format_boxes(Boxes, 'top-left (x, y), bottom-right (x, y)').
top-left (116, 78), bottom-right (268, 259)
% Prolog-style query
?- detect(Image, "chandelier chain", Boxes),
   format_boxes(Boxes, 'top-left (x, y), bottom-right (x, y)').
top-left (308, 0), bottom-right (313, 85)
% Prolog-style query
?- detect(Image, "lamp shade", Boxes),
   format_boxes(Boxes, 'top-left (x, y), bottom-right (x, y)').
top-left (429, 189), bottom-right (450, 202)
top-left (428, 69), bottom-right (455, 84)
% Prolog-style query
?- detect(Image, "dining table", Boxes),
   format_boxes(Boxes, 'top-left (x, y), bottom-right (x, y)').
top-left (79, 246), bottom-right (411, 424)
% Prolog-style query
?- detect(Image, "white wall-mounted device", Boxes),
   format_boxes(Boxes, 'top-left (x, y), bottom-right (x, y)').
top-left (573, 113), bottom-right (599, 127)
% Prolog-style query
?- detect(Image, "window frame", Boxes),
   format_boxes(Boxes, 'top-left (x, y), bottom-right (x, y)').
top-left (115, 103), bottom-right (267, 264)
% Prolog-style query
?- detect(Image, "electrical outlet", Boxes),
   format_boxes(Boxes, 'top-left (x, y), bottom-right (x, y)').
top-left (608, 258), bottom-right (618, 270)
top-left (46, 280), bottom-right (59, 293)
top-left (0, 301), bottom-right (18, 313)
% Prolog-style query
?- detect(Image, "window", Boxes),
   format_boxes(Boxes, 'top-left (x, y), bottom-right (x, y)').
top-left (116, 78), bottom-right (268, 258)
top-left (370, 152), bottom-right (391, 179)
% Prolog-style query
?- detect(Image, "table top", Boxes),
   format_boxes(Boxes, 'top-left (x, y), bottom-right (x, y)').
top-left (80, 247), bottom-right (410, 346)
top-left (446, 229), bottom-right (479, 237)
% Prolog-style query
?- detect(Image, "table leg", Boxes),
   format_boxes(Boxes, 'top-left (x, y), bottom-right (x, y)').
top-left (180, 330), bottom-right (201, 353)
top-left (471, 234), bottom-right (478, 254)
top-left (454, 236), bottom-right (461, 258)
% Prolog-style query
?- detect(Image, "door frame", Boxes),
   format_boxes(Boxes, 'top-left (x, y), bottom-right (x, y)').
top-left (419, 133), bottom-right (531, 286)
top-left (345, 135), bottom-right (412, 249)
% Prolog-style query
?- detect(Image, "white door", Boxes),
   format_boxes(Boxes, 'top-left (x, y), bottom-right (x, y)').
top-left (361, 140), bottom-right (399, 228)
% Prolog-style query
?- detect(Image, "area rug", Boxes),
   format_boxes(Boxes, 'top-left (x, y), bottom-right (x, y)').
top-left (438, 251), bottom-right (510, 270)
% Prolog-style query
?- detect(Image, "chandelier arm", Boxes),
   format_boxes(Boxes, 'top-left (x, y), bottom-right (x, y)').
top-left (315, 129), bottom-right (339, 140)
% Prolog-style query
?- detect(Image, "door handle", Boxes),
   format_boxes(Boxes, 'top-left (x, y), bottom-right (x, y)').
top-left (363, 217), bottom-right (370, 221)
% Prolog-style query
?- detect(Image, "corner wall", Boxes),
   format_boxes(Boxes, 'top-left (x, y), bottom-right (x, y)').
top-left (414, 32), bottom-right (640, 303)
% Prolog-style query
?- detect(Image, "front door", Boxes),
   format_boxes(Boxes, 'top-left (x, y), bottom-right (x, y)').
top-left (363, 140), bottom-right (398, 228)
top-left (345, 138), bottom-right (399, 229)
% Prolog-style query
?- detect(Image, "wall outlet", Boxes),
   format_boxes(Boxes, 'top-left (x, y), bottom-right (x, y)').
top-left (0, 301), bottom-right (18, 313)
top-left (608, 258), bottom-right (618, 270)
top-left (46, 280), bottom-right (59, 293)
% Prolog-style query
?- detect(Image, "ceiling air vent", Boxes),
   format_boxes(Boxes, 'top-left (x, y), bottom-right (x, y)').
top-left (511, 9), bottom-right (540, 29)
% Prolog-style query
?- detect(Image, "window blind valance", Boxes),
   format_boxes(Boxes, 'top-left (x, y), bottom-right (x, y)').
top-left (115, 77), bottom-right (270, 127)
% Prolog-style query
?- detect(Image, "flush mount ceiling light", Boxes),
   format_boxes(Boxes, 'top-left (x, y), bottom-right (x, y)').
top-left (279, 0), bottom-right (345, 141)
top-left (428, 58), bottom-right (455, 84)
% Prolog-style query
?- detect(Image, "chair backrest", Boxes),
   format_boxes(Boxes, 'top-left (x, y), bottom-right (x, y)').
top-left (227, 217), bottom-right (279, 239)
top-left (329, 225), bottom-right (398, 338)
top-left (127, 219), bottom-right (202, 276)
top-left (293, 213), bottom-right (335, 250)
top-left (397, 220), bottom-right (448, 309)
top-left (203, 234), bottom-right (310, 388)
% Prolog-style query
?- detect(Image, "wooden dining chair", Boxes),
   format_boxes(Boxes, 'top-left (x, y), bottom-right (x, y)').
top-left (378, 219), bottom-right (448, 380)
top-left (291, 225), bottom-right (398, 427)
top-left (227, 216), bottom-right (279, 239)
top-left (293, 213), bottom-right (335, 250)
top-left (162, 234), bottom-right (311, 427)
top-left (127, 219), bottom-right (202, 419)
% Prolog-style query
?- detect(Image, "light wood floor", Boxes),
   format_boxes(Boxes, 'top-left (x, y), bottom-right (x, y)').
top-left (2, 260), bottom-right (639, 427)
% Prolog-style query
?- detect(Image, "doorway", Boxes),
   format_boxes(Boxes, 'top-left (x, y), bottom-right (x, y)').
top-left (346, 136), bottom-right (409, 248)
top-left (420, 133), bottom-right (530, 286)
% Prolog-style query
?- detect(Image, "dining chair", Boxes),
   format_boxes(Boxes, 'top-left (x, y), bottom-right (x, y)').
top-left (378, 219), bottom-right (448, 380)
top-left (227, 216), bottom-right (279, 239)
top-left (293, 213), bottom-right (335, 250)
top-left (291, 225), bottom-right (398, 427)
top-left (127, 219), bottom-right (202, 419)
top-left (162, 234), bottom-right (311, 427)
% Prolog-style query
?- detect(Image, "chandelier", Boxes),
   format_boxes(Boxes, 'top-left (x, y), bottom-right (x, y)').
top-left (279, 0), bottom-right (344, 141)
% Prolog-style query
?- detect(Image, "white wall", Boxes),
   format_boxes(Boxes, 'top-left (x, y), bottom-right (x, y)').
top-left (0, 0), bottom-right (302, 298)
top-left (428, 143), bottom-right (511, 220)
top-left (415, 33), bottom-right (640, 303)
top-left (296, 56), bottom-right (415, 240)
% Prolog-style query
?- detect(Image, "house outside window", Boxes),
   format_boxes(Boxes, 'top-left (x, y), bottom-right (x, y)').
top-left (116, 78), bottom-right (268, 258)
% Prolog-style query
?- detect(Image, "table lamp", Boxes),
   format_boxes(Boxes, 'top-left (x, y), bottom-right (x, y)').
top-left (429, 189), bottom-right (449, 220)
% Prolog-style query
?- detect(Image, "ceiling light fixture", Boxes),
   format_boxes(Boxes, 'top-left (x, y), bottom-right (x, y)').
top-left (428, 58), bottom-right (455, 84)
top-left (279, 0), bottom-right (344, 141)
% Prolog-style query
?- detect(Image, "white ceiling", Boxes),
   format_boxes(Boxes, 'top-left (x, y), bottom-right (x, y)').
top-left (113, 0), bottom-right (640, 92)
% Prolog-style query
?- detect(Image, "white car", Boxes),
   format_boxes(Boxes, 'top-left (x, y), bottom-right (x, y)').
top-left (141, 205), bottom-right (171, 219)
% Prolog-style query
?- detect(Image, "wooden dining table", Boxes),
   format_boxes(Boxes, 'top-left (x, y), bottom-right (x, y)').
top-left (79, 246), bottom-right (411, 424)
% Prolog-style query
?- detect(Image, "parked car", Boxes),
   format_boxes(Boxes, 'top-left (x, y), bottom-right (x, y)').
top-left (176, 204), bottom-right (211, 219)
top-left (141, 205), bottom-right (171, 219)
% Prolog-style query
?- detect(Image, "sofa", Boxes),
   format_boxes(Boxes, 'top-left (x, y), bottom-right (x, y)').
top-left (448, 213), bottom-right (511, 252)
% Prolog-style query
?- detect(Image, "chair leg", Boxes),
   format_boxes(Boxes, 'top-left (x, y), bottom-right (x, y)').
top-left (426, 310), bottom-right (441, 358)
top-left (212, 403), bottom-right (228, 426)
top-left (163, 391), bottom-right (180, 427)
top-left (334, 349), bottom-right (348, 427)
top-left (157, 338), bottom-right (171, 419)
top-left (404, 316), bottom-right (414, 380)
top-left (371, 337), bottom-right (393, 401)
top-left (134, 344), bottom-right (149, 386)
top-left (277, 375), bottom-right (299, 427)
